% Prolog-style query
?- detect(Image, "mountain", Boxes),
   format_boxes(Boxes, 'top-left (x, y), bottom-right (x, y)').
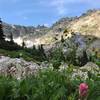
top-left (2, 9), bottom-right (100, 47)
top-left (3, 23), bottom-right (49, 47)
top-left (70, 10), bottom-right (100, 38)
top-left (38, 9), bottom-right (100, 45)
top-left (3, 23), bottom-right (48, 38)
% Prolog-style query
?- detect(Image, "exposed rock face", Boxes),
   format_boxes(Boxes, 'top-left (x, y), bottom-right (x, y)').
top-left (38, 10), bottom-right (100, 45)
top-left (0, 56), bottom-right (40, 79)
top-left (44, 34), bottom-right (97, 56)
top-left (70, 10), bottom-right (100, 38)
top-left (50, 9), bottom-right (100, 38)
top-left (3, 23), bottom-right (48, 38)
top-left (71, 62), bottom-right (100, 80)
top-left (3, 22), bottom-right (48, 46)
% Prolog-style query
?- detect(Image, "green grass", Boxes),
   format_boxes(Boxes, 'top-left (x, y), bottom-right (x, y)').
top-left (0, 49), bottom-right (33, 61)
top-left (0, 67), bottom-right (99, 100)
top-left (0, 49), bottom-right (41, 62)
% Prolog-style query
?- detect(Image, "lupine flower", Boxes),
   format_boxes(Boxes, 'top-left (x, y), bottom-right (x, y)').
top-left (79, 83), bottom-right (88, 97)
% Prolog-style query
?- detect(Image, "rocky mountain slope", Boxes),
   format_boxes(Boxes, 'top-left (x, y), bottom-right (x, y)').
top-left (38, 9), bottom-right (100, 45)
top-left (2, 9), bottom-right (100, 46)
top-left (70, 10), bottom-right (100, 38)
top-left (3, 23), bottom-right (48, 47)
top-left (3, 23), bottom-right (48, 38)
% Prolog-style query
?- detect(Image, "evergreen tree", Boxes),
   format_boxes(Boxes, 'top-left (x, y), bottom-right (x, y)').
top-left (40, 44), bottom-right (44, 52)
top-left (33, 45), bottom-right (36, 50)
top-left (38, 44), bottom-right (47, 60)
top-left (82, 50), bottom-right (88, 65)
top-left (22, 40), bottom-right (26, 48)
top-left (63, 29), bottom-right (68, 33)
top-left (32, 45), bottom-right (37, 54)
top-left (10, 32), bottom-right (14, 43)
top-left (61, 35), bottom-right (64, 43)
top-left (79, 50), bottom-right (88, 66)
top-left (0, 18), bottom-right (5, 40)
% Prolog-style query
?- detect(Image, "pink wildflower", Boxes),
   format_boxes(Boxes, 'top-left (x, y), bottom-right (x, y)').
top-left (79, 83), bottom-right (88, 97)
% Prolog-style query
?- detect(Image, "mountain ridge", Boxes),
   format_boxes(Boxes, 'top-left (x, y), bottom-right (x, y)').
top-left (2, 9), bottom-right (100, 46)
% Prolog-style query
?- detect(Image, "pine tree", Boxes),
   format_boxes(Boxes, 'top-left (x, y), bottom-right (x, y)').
top-left (80, 50), bottom-right (88, 66)
top-left (22, 40), bottom-right (25, 48)
top-left (61, 35), bottom-right (64, 43)
top-left (0, 18), bottom-right (5, 40)
top-left (10, 32), bottom-right (14, 43)
top-left (33, 45), bottom-right (36, 50)
top-left (40, 44), bottom-right (44, 52)
top-left (63, 29), bottom-right (68, 33)
top-left (38, 44), bottom-right (47, 60)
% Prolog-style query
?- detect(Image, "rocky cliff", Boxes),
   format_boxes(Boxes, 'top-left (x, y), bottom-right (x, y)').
top-left (38, 9), bottom-right (100, 45)
top-left (3, 23), bottom-right (48, 47)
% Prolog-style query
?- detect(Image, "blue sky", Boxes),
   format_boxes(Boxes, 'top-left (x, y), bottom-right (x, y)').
top-left (0, 0), bottom-right (100, 26)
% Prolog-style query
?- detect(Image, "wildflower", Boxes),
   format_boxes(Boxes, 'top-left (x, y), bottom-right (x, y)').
top-left (79, 83), bottom-right (88, 98)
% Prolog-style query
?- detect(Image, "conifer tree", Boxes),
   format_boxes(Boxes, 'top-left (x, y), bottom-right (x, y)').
top-left (82, 50), bottom-right (88, 65)
top-left (10, 32), bottom-right (14, 43)
top-left (79, 50), bottom-right (88, 66)
top-left (40, 44), bottom-right (44, 52)
top-left (0, 18), bottom-right (5, 40)
top-left (33, 45), bottom-right (36, 50)
top-left (63, 29), bottom-right (68, 33)
top-left (61, 35), bottom-right (64, 43)
top-left (32, 45), bottom-right (37, 54)
top-left (38, 44), bottom-right (46, 60)
top-left (22, 40), bottom-right (25, 48)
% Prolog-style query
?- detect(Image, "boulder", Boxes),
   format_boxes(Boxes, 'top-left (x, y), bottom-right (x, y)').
top-left (0, 56), bottom-right (40, 79)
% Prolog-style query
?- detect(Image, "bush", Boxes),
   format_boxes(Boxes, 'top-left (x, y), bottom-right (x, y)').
top-left (49, 48), bottom-right (65, 69)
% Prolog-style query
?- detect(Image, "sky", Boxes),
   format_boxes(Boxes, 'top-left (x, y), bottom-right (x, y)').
top-left (0, 0), bottom-right (100, 26)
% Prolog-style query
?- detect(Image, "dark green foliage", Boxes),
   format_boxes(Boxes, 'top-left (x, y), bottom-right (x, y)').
top-left (0, 44), bottom-right (47, 62)
top-left (38, 44), bottom-right (47, 60)
top-left (61, 35), bottom-right (64, 43)
top-left (50, 48), bottom-right (65, 69)
top-left (9, 32), bottom-right (14, 43)
top-left (86, 74), bottom-right (100, 100)
top-left (22, 40), bottom-right (26, 49)
top-left (65, 48), bottom-right (77, 66)
top-left (23, 45), bottom-right (47, 62)
top-left (0, 18), bottom-right (5, 40)
top-left (88, 51), bottom-right (100, 67)
top-left (82, 50), bottom-right (89, 65)
top-left (78, 50), bottom-right (89, 66)
top-left (33, 45), bottom-right (36, 50)
top-left (0, 40), bottom-right (22, 51)
top-left (63, 29), bottom-right (68, 33)
top-left (95, 61), bottom-right (100, 67)
top-left (0, 19), bottom-right (22, 51)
